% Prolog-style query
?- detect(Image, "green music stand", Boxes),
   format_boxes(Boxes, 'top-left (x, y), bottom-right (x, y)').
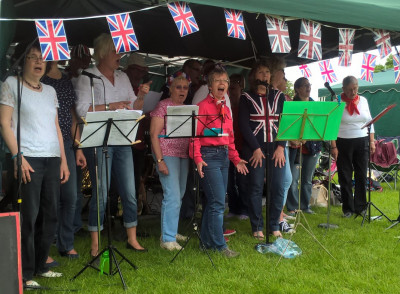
top-left (276, 101), bottom-right (344, 261)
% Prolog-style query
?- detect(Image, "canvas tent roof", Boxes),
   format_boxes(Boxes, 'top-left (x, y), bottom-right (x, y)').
top-left (2, 0), bottom-right (400, 70)
top-left (318, 70), bottom-right (400, 137)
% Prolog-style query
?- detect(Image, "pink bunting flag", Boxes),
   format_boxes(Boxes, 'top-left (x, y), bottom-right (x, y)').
top-left (360, 53), bottom-right (377, 83)
top-left (299, 64), bottom-right (312, 78)
top-left (319, 60), bottom-right (338, 83)
top-left (393, 54), bottom-right (400, 84)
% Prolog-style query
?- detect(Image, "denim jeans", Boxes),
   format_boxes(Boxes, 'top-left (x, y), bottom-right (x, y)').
top-left (199, 146), bottom-right (229, 251)
top-left (57, 140), bottom-right (77, 252)
top-left (87, 146), bottom-right (137, 231)
top-left (286, 148), bottom-right (320, 212)
top-left (227, 154), bottom-right (249, 216)
top-left (156, 156), bottom-right (189, 242)
top-left (243, 143), bottom-right (291, 232)
top-left (21, 157), bottom-right (60, 280)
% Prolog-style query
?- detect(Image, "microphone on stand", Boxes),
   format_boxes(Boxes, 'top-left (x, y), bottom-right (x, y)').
top-left (78, 69), bottom-right (102, 80)
top-left (324, 82), bottom-right (338, 102)
top-left (255, 79), bottom-right (269, 88)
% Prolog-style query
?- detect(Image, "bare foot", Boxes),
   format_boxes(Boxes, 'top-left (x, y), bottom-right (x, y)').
top-left (67, 249), bottom-right (78, 255)
top-left (46, 256), bottom-right (54, 264)
top-left (272, 231), bottom-right (282, 238)
top-left (253, 231), bottom-right (265, 240)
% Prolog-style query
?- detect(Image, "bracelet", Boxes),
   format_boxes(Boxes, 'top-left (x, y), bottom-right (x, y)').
top-left (11, 152), bottom-right (23, 159)
top-left (157, 158), bottom-right (164, 163)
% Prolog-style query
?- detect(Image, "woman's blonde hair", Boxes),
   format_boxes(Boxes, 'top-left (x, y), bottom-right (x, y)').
top-left (93, 33), bottom-right (115, 64)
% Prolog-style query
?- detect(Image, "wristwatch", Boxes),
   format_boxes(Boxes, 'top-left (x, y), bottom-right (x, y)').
top-left (157, 158), bottom-right (164, 163)
top-left (105, 103), bottom-right (110, 111)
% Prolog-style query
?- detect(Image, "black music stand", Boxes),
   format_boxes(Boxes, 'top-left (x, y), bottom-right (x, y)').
top-left (71, 110), bottom-right (144, 289)
top-left (161, 105), bottom-right (224, 268)
top-left (360, 104), bottom-right (396, 226)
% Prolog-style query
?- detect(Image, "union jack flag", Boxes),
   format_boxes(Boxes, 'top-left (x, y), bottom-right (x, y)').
top-left (35, 19), bottom-right (70, 61)
top-left (297, 20), bottom-right (322, 60)
top-left (224, 9), bottom-right (246, 40)
top-left (338, 28), bottom-right (355, 67)
top-left (167, 2), bottom-right (199, 37)
top-left (266, 16), bottom-right (291, 53)
top-left (299, 64), bottom-right (312, 78)
top-left (360, 53), bottom-right (377, 83)
top-left (318, 60), bottom-right (338, 83)
top-left (106, 13), bottom-right (139, 53)
top-left (393, 54), bottom-right (400, 84)
top-left (373, 30), bottom-right (392, 59)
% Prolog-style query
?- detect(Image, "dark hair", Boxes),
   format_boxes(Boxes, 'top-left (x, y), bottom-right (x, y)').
top-left (183, 59), bottom-right (201, 71)
top-left (12, 40), bottom-right (41, 68)
top-left (293, 77), bottom-right (309, 99)
top-left (248, 59), bottom-right (271, 92)
top-left (207, 68), bottom-right (229, 87)
top-left (229, 73), bottom-right (245, 89)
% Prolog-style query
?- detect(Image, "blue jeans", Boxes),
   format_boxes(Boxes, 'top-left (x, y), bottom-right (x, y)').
top-left (57, 140), bottom-right (77, 252)
top-left (227, 154), bottom-right (249, 216)
top-left (156, 156), bottom-right (189, 242)
top-left (199, 146), bottom-right (229, 251)
top-left (21, 157), bottom-right (60, 280)
top-left (87, 146), bottom-right (137, 231)
top-left (286, 148), bottom-right (320, 211)
top-left (243, 143), bottom-right (291, 232)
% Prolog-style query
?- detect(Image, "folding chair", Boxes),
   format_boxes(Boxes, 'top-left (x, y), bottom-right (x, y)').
top-left (370, 139), bottom-right (400, 190)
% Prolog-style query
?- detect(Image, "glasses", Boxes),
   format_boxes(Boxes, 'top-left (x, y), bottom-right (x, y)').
top-left (175, 85), bottom-right (189, 90)
top-left (213, 79), bottom-right (229, 84)
top-left (26, 55), bottom-right (44, 63)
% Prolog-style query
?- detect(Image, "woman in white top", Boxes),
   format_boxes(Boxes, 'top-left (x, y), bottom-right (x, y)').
top-left (0, 41), bottom-right (69, 287)
top-left (331, 76), bottom-right (375, 218)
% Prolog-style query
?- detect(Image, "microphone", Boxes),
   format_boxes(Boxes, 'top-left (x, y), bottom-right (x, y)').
top-left (78, 69), bottom-right (102, 80)
top-left (255, 79), bottom-right (269, 87)
top-left (324, 82), bottom-right (336, 97)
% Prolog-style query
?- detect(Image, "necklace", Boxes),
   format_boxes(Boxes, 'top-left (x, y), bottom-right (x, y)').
top-left (24, 79), bottom-right (41, 90)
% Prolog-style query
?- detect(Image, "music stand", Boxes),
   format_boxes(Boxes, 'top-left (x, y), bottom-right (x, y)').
top-left (161, 105), bottom-right (224, 268)
top-left (275, 101), bottom-right (344, 260)
top-left (71, 110), bottom-right (144, 289)
top-left (360, 104), bottom-right (396, 226)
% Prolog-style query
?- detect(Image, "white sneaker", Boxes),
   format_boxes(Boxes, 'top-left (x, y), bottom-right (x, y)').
top-left (38, 270), bottom-right (63, 278)
top-left (25, 280), bottom-right (41, 290)
top-left (160, 241), bottom-right (183, 251)
top-left (175, 234), bottom-right (188, 242)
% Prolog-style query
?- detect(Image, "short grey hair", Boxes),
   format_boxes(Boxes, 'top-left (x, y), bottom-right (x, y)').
top-left (342, 76), bottom-right (358, 88)
top-left (93, 33), bottom-right (115, 64)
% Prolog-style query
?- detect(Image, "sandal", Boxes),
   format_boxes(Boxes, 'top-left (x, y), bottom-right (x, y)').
top-left (253, 232), bottom-right (265, 240)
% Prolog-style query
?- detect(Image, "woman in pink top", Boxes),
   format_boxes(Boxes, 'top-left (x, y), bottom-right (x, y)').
top-left (190, 68), bottom-right (248, 258)
top-left (150, 75), bottom-right (190, 251)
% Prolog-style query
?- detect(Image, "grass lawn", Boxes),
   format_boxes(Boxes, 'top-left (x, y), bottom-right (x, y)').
top-left (40, 185), bottom-right (400, 294)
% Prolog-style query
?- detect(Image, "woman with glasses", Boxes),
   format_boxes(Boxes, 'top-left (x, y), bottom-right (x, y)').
top-left (238, 58), bottom-right (288, 239)
top-left (286, 77), bottom-right (322, 215)
top-left (150, 74), bottom-right (190, 251)
top-left (190, 68), bottom-right (248, 258)
top-left (0, 41), bottom-right (69, 287)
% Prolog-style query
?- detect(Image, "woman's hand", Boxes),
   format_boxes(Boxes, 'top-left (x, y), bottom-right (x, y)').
top-left (157, 161), bottom-right (169, 175)
top-left (138, 81), bottom-right (152, 98)
top-left (196, 161), bottom-right (208, 178)
top-left (331, 147), bottom-right (338, 161)
top-left (370, 141), bottom-right (376, 155)
top-left (249, 148), bottom-right (265, 168)
top-left (76, 149), bottom-right (87, 169)
top-left (14, 155), bottom-right (35, 184)
top-left (60, 160), bottom-right (70, 184)
top-left (236, 159), bottom-right (249, 175)
top-left (109, 101), bottom-right (132, 110)
top-left (272, 145), bottom-right (285, 168)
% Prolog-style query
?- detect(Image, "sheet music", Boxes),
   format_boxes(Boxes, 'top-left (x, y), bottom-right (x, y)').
top-left (166, 105), bottom-right (199, 137)
top-left (79, 109), bottom-right (142, 148)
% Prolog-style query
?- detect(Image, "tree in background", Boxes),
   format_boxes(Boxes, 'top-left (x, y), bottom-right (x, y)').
top-left (374, 54), bottom-right (394, 73)
top-left (285, 80), bottom-right (295, 98)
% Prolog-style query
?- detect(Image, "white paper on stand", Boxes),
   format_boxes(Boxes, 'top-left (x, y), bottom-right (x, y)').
top-left (79, 109), bottom-right (142, 148)
top-left (166, 105), bottom-right (199, 137)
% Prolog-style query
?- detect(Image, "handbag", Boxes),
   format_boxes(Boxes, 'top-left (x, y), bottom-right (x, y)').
top-left (310, 184), bottom-right (328, 208)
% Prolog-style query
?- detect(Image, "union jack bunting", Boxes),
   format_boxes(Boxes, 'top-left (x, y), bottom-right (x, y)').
top-left (338, 28), bottom-right (355, 67)
top-left (360, 53), bottom-right (377, 83)
top-left (393, 55), bottom-right (400, 84)
top-left (265, 16), bottom-right (291, 53)
top-left (318, 60), bottom-right (338, 83)
top-left (167, 2), bottom-right (199, 37)
top-left (224, 9), bottom-right (246, 40)
top-left (35, 20), bottom-right (70, 61)
top-left (297, 20), bottom-right (322, 60)
top-left (373, 30), bottom-right (392, 59)
top-left (299, 64), bottom-right (312, 78)
top-left (106, 13), bottom-right (139, 53)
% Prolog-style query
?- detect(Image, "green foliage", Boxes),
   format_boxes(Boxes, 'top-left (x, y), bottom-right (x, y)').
top-left (285, 80), bottom-right (295, 99)
top-left (41, 185), bottom-right (400, 294)
top-left (385, 54), bottom-right (394, 69)
top-left (374, 64), bottom-right (385, 73)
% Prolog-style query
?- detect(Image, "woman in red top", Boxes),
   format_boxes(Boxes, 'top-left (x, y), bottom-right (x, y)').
top-left (190, 68), bottom-right (248, 258)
